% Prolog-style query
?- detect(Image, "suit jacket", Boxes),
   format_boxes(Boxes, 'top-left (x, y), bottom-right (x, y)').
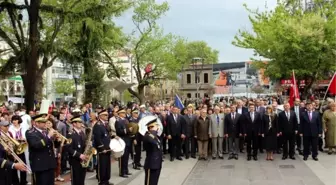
top-left (278, 111), bottom-right (298, 134)
top-left (115, 118), bottom-right (131, 146)
top-left (167, 114), bottom-right (186, 137)
top-left (256, 106), bottom-right (266, 114)
top-left (183, 114), bottom-right (197, 137)
top-left (26, 128), bottom-right (57, 172)
top-left (93, 121), bottom-right (111, 153)
top-left (262, 114), bottom-right (279, 134)
top-left (224, 112), bottom-right (242, 137)
top-left (300, 111), bottom-right (322, 137)
top-left (143, 131), bottom-right (162, 170)
top-left (209, 113), bottom-right (225, 137)
top-left (194, 116), bottom-right (211, 141)
top-left (243, 111), bottom-right (262, 136)
top-left (67, 129), bottom-right (86, 165)
top-left (56, 120), bottom-right (67, 137)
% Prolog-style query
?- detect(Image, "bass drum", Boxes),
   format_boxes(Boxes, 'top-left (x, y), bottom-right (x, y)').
top-left (109, 138), bottom-right (125, 159)
top-left (138, 115), bottom-right (164, 136)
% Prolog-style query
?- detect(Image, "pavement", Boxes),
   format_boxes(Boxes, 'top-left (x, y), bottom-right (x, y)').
top-left (25, 151), bottom-right (335, 185)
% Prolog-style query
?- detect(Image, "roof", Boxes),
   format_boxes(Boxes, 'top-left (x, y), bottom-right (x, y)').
top-left (213, 62), bottom-right (246, 71)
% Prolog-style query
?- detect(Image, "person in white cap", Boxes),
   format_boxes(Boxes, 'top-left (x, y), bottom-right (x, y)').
top-left (139, 105), bottom-right (148, 119)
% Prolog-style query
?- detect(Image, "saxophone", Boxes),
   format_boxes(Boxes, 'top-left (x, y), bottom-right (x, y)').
top-left (81, 126), bottom-right (97, 168)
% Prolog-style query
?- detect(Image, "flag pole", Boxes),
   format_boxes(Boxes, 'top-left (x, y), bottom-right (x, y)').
top-left (322, 72), bottom-right (336, 102)
top-left (292, 70), bottom-right (297, 98)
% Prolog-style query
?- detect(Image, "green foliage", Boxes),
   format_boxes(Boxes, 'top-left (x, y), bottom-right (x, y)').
top-left (81, 65), bottom-right (107, 105)
top-left (53, 79), bottom-right (75, 95)
top-left (232, 0), bottom-right (336, 84)
top-left (173, 40), bottom-right (219, 66)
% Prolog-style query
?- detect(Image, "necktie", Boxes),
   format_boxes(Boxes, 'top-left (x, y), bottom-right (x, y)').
top-left (232, 113), bottom-right (235, 120)
top-left (216, 115), bottom-right (219, 125)
top-left (286, 112), bottom-right (290, 120)
top-left (174, 115), bottom-right (177, 122)
top-left (42, 130), bottom-right (48, 138)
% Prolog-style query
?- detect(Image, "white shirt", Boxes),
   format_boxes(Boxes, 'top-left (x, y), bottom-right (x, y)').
top-left (9, 124), bottom-right (26, 140)
top-left (237, 108), bottom-right (242, 114)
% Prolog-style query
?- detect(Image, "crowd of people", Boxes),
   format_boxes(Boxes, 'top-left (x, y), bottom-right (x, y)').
top-left (0, 95), bottom-right (335, 185)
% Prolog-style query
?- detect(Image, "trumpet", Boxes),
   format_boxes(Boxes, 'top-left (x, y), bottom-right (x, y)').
top-left (0, 136), bottom-right (31, 173)
top-left (47, 128), bottom-right (72, 144)
top-left (0, 130), bottom-right (27, 154)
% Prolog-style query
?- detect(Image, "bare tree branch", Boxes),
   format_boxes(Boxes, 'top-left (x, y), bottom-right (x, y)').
top-left (0, 28), bottom-right (19, 53)
top-left (101, 49), bottom-right (121, 78)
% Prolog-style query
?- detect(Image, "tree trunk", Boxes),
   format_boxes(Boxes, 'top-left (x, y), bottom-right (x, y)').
top-left (34, 72), bottom-right (44, 101)
top-left (24, 0), bottom-right (40, 113)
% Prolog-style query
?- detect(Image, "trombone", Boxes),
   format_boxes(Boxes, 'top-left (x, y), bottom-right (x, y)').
top-left (47, 128), bottom-right (72, 144)
top-left (0, 130), bottom-right (27, 155)
top-left (0, 136), bottom-right (31, 173)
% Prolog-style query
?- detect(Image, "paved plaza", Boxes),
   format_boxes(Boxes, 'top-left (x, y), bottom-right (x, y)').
top-left (30, 152), bottom-right (335, 185)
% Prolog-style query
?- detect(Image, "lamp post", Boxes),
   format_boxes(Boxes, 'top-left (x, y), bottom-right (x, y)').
top-left (191, 57), bottom-right (204, 106)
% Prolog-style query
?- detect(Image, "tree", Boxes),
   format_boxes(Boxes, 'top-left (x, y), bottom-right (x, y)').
top-left (0, 0), bottom-right (130, 111)
top-left (53, 79), bottom-right (75, 96)
top-left (103, 0), bottom-right (180, 104)
top-left (232, 0), bottom-right (336, 99)
top-left (172, 40), bottom-right (219, 67)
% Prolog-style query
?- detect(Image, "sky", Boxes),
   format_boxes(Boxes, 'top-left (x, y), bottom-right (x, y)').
top-left (115, 0), bottom-right (278, 63)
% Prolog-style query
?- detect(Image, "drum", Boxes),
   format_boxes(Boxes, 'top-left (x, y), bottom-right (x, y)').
top-left (138, 115), bottom-right (164, 136)
top-left (109, 138), bottom-right (125, 159)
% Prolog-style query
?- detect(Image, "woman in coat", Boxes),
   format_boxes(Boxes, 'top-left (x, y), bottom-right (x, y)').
top-left (322, 102), bottom-right (336, 154)
top-left (262, 106), bottom-right (279, 161)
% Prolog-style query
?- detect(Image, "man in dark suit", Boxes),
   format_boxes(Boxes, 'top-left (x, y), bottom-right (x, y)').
top-left (236, 100), bottom-right (248, 153)
top-left (166, 106), bottom-right (186, 161)
top-left (300, 102), bottom-right (322, 161)
top-left (279, 103), bottom-right (298, 160)
top-left (182, 105), bottom-right (197, 159)
top-left (243, 103), bottom-right (262, 161)
top-left (291, 98), bottom-right (305, 155)
top-left (224, 104), bottom-right (242, 160)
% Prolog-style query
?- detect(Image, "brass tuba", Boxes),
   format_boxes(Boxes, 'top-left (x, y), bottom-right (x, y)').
top-left (0, 130), bottom-right (27, 154)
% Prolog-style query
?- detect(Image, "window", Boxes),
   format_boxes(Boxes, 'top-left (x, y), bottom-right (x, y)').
top-left (186, 74), bottom-right (191, 84)
top-left (66, 70), bottom-right (71, 75)
top-left (187, 93), bottom-right (191, 98)
top-left (52, 69), bottom-right (55, 73)
top-left (204, 73), bottom-right (209, 83)
top-left (195, 93), bottom-right (200, 98)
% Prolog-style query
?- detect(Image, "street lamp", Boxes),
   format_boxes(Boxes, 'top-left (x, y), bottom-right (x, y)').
top-left (191, 57), bottom-right (204, 106)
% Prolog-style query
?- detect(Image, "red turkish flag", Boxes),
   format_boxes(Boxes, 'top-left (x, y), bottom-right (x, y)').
top-left (289, 70), bottom-right (300, 107)
top-left (328, 73), bottom-right (336, 94)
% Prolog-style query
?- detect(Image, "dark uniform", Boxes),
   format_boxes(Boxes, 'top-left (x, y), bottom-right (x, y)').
top-left (0, 143), bottom-right (14, 185)
top-left (93, 110), bottom-right (112, 185)
top-left (143, 129), bottom-right (163, 185)
top-left (67, 116), bottom-right (87, 185)
top-left (115, 111), bottom-right (131, 177)
top-left (26, 115), bottom-right (57, 185)
top-left (129, 112), bottom-right (142, 170)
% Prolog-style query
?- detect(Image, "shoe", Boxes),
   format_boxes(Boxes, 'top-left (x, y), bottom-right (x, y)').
top-left (87, 168), bottom-right (94, 172)
top-left (253, 156), bottom-right (258, 161)
top-left (170, 157), bottom-right (174, 162)
top-left (240, 149), bottom-right (245, 153)
top-left (277, 150), bottom-right (281, 154)
top-left (259, 150), bottom-right (264, 153)
top-left (299, 151), bottom-right (303, 155)
top-left (203, 157), bottom-right (208, 161)
top-left (282, 156), bottom-right (287, 160)
top-left (328, 151), bottom-right (332, 155)
top-left (176, 157), bottom-right (183, 161)
top-left (119, 175), bottom-right (128, 178)
top-left (303, 156), bottom-right (308, 161)
top-left (191, 155), bottom-right (196, 159)
top-left (228, 156), bottom-right (233, 160)
top-left (234, 155), bottom-right (238, 160)
top-left (212, 157), bottom-right (216, 160)
top-left (319, 148), bottom-right (323, 152)
top-left (198, 157), bottom-right (202, 160)
top-left (290, 156), bottom-right (296, 160)
top-left (108, 183), bottom-right (114, 185)
top-left (136, 163), bottom-right (143, 167)
top-left (55, 177), bottom-right (64, 182)
top-left (126, 172), bottom-right (132, 175)
top-left (185, 156), bottom-right (189, 159)
top-left (219, 156), bottom-right (224, 159)
top-left (313, 157), bottom-right (318, 161)
top-left (247, 156), bottom-right (251, 161)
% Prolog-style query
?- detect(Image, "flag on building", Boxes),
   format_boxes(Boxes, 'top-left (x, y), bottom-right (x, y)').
top-left (174, 94), bottom-right (184, 110)
top-left (328, 72), bottom-right (336, 95)
top-left (289, 70), bottom-right (300, 107)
